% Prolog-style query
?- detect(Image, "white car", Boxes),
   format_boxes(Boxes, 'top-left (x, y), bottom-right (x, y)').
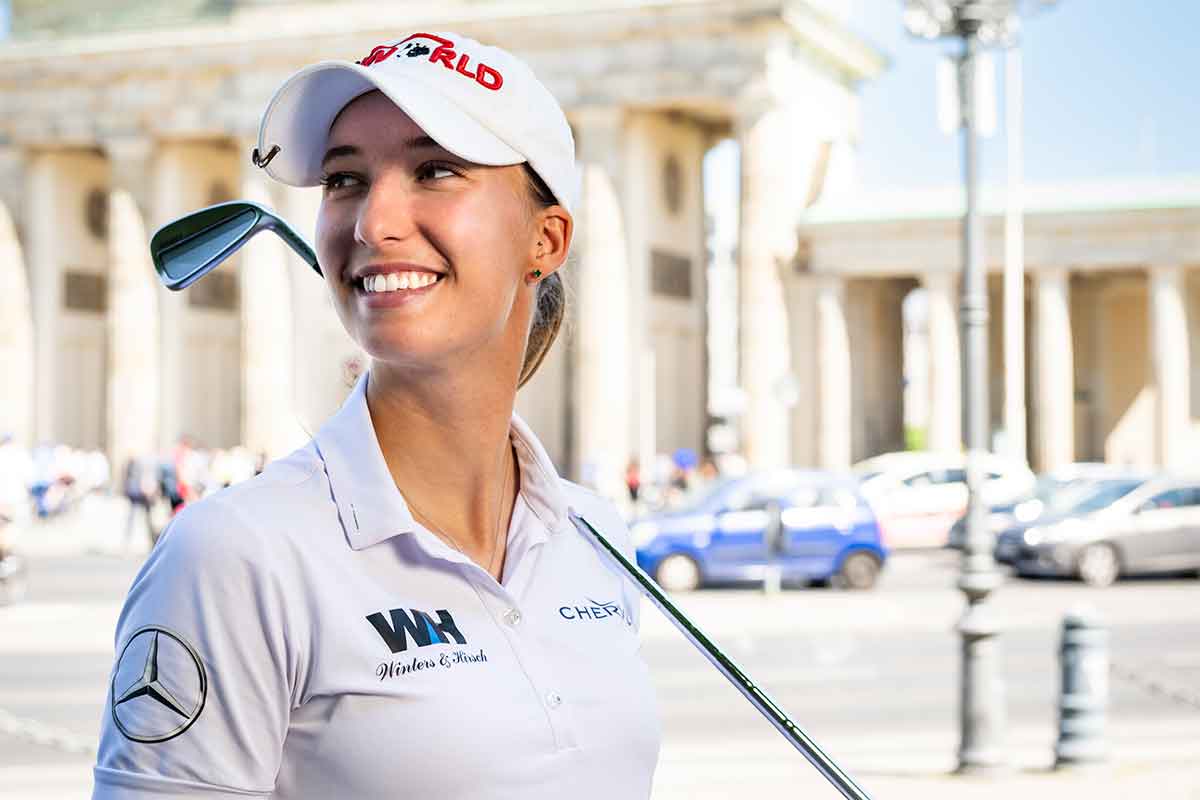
top-left (853, 451), bottom-right (1036, 549)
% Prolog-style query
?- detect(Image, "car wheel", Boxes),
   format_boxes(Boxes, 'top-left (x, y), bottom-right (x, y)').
top-left (655, 554), bottom-right (702, 592)
top-left (836, 552), bottom-right (881, 591)
top-left (1077, 543), bottom-right (1120, 587)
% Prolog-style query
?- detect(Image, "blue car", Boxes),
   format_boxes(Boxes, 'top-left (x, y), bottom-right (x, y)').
top-left (632, 470), bottom-right (887, 591)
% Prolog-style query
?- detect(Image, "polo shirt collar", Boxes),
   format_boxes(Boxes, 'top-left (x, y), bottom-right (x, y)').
top-left (314, 372), bottom-right (570, 551)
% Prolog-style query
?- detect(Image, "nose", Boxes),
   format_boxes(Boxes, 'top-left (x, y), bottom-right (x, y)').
top-left (353, 171), bottom-right (417, 250)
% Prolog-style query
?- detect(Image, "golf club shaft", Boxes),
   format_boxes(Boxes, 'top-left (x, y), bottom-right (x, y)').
top-left (571, 513), bottom-right (873, 800)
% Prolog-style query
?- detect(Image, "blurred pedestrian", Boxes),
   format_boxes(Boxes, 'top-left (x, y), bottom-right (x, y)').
top-left (171, 435), bottom-right (199, 507)
top-left (120, 456), bottom-right (160, 551)
top-left (625, 457), bottom-right (641, 503)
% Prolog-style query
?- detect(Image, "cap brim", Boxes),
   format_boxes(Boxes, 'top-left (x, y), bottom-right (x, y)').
top-left (257, 61), bottom-right (524, 187)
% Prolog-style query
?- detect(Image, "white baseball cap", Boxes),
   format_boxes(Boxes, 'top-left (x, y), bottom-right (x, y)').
top-left (255, 31), bottom-right (579, 213)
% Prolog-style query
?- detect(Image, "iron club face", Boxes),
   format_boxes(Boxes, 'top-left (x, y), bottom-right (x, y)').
top-left (150, 200), bottom-right (321, 291)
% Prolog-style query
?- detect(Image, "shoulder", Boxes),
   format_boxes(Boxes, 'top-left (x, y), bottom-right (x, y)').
top-left (154, 443), bottom-right (326, 568)
top-left (116, 448), bottom-right (326, 652)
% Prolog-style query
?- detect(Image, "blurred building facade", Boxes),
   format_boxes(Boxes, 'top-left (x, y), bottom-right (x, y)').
top-left (795, 179), bottom-right (1200, 472)
top-left (0, 0), bottom-right (882, 495)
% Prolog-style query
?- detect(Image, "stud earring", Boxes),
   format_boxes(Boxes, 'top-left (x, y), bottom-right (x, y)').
top-left (529, 270), bottom-right (543, 280)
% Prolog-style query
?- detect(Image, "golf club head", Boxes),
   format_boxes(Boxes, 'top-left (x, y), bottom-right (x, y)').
top-left (150, 200), bottom-right (321, 291)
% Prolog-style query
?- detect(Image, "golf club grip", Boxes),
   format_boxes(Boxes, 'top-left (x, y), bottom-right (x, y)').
top-left (570, 512), bottom-right (874, 800)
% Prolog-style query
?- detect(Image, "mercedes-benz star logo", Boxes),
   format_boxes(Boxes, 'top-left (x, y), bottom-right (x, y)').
top-left (111, 625), bottom-right (207, 743)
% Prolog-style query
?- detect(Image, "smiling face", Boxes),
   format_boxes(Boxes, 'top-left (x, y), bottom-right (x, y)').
top-left (315, 90), bottom-right (546, 376)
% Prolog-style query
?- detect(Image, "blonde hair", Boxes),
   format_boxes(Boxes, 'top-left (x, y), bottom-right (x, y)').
top-left (517, 165), bottom-right (570, 389)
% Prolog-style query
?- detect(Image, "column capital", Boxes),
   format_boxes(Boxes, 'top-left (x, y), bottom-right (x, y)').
top-left (570, 106), bottom-right (627, 171)
top-left (0, 146), bottom-right (27, 227)
top-left (810, 272), bottom-right (846, 295)
top-left (733, 76), bottom-right (778, 131)
top-left (102, 135), bottom-right (158, 217)
top-left (1148, 263), bottom-right (1184, 281)
top-left (921, 270), bottom-right (958, 292)
top-left (101, 135), bottom-right (156, 175)
top-left (1033, 265), bottom-right (1071, 283)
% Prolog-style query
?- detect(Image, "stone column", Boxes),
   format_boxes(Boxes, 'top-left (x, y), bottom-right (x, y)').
top-left (572, 107), bottom-right (633, 504)
top-left (275, 181), bottom-right (361, 434)
top-left (103, 137), bottom-right (162, 478)
top-left (1033, 267), bottom-right (1074, 471)
top-left (0, 149), bottom-right (35, 447)
top-left (736, 98), bottom-right (803, 470)
top-left (1149, 264), bottom-right (1190, 469)
top-left (23, 152), bottom-right (61, 446)
top-left (151, 143), bottom-right (191, 452)
top-left (815, 275), bottom-right (852, 469)
top-left (239, 152), bottom-right (298, 459)
top-left (923, 272), bottom-right (962, 452)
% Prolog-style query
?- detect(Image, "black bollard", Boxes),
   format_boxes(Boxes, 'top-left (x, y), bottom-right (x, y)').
top-left (1055, 608), bottom-right (1109, 767)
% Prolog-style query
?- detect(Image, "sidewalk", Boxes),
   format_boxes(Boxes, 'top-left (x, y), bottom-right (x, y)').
top-left (6, 494), bottom-right (140, 559)
top-left (654, 755), bottom-right (1200, 799)
top-left (652, 722), bottom-right (1200, 799)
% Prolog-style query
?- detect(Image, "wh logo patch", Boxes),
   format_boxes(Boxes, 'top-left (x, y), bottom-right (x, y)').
top-left (367, 608), bottom-right (466, 653)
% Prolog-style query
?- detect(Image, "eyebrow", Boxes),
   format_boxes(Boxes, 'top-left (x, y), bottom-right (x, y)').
top-left (320, 136), bottom-right (445, 170)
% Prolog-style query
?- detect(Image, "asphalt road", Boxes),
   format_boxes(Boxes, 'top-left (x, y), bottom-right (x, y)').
top-left (2, 541), bottom-right (1198, 798)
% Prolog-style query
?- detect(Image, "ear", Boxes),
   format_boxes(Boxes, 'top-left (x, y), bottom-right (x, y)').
top-left (528, 205), bottom-right (573, 281)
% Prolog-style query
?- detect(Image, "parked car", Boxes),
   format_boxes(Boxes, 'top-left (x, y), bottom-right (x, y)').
top-left (947, 463), bottom-right (1136, 550)
top-left (853, 452), bottom-right (1035, 549)
top-left (1010, 475), bottom-right (1200, 586)
top-left (993, 474), bottom-right (1149, 564)
top-left (632, 470), bottom-right (887, 592)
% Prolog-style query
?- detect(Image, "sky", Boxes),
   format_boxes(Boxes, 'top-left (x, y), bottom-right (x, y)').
top-left (705, 0), bottom-right (1197, 247)
top-left (846, 0), bottom-right (1200, 188)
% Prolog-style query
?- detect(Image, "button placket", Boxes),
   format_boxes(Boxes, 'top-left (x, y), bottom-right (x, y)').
top-left (478, 585), bottom-right (579, 751)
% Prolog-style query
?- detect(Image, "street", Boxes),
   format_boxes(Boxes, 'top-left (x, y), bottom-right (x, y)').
top-left (2, 516), bottom-right (1199, 799)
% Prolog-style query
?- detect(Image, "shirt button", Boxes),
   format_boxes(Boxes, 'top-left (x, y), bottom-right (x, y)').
top-left (546, 691), bottom-right (563, 709)
top-left (503, 608), bottom-right (523, 627)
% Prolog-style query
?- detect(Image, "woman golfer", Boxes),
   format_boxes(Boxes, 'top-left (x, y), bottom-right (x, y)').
top-left (94, 32), bottom-right (661, 799)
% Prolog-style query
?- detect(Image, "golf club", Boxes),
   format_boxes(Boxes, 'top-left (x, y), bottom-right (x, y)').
top-left (150, 200), bottom-right (321, 291)
top-left (571, 512), bottom-right (874, 800)
top-left (149, 201), bottom-right (875, 800)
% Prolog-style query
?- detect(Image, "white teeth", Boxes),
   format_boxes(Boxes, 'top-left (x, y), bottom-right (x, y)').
top-left (362, 272), bottom-right (441, 292)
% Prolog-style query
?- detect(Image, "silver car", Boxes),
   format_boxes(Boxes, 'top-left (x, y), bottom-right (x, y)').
top-left (1012, 476), bottom-right (1200, 586)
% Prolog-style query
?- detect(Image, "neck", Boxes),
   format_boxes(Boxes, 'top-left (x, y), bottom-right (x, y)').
top-left (365, 361), bottom-right (521, 566)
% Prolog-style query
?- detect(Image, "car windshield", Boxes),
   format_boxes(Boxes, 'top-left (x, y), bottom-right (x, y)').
top-left (675, 476), bottom-right (741, 512)
top-left (1034, 475), bottom-right (1075, 503)
top-left (1050, 479), bottom-right (1143, 516)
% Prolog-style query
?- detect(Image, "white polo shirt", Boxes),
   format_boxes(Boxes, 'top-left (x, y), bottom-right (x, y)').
top-left (93, 374), bottom-right (661, 799)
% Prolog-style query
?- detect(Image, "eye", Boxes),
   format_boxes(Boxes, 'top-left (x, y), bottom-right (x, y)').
top-left (319, 172), bottom-right (361, 192)
top-left (415, 161), bottom-right (462, 182)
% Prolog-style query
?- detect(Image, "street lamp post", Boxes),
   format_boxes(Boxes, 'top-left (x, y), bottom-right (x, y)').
top-left (902, 0), bottom-right (1027, 773)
